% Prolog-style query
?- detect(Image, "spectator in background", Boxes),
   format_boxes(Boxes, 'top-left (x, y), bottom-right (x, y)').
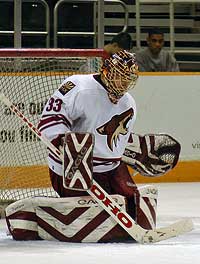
top-left (104, 32), bottom-right (133, 55)
top-left (79, 32), bottom-right (133, 72)
top-left (135, 28), bottom-right (179, 72)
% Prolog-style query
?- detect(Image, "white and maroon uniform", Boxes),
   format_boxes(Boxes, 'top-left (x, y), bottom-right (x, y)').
top-left (5, 58), bottom-right (158, 243)
top-left (38, 73), bottom-right (138, 209)
top-left (38, 74), bottom-right (136, 175)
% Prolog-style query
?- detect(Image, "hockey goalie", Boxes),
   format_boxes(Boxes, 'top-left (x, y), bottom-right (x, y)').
top-left (5, 50), bottom-right (181, 243)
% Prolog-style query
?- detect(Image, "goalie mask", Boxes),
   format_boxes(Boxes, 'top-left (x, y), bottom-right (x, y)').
top-left (101, 50), bottom-right (139, 104)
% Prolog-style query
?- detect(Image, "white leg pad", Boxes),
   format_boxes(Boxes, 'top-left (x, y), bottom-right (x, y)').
top-left (6, 195), bottom-right (132, 242)
top-left (6, 198), bottom-right (39, 240)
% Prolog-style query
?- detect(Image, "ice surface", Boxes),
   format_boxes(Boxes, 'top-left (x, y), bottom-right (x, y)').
top-left (0, 182), bottom-right (200, 264)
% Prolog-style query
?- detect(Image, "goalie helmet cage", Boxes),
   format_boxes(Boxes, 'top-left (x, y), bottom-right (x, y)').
top-left (0, 48), bottom-right (106, 205)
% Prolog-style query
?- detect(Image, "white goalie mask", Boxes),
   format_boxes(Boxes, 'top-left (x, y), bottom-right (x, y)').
top-left (101, 50), bottom-right (139, 104)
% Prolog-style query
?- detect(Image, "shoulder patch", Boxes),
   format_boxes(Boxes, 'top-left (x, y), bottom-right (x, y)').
top-left (59, 81), bottom-right (76, 95)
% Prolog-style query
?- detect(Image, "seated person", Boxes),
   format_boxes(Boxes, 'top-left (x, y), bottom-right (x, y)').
top-left (104, 31), bottom-right (133, 55)
top-left (136, 28), bottom-right (179, 72)
top-left (80, 32), bottom-right (133, 72)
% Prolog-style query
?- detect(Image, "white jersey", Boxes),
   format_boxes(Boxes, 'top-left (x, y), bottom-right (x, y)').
top-left (38, 74), bottom-right (137, 175)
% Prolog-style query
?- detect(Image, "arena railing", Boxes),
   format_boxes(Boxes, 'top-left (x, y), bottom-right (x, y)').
top-left (135, 0), bottom-right (200, 55)
top-left (53, 0), bottom-right (129, 48)
top-left (0, 0), bottom-right (50, 48)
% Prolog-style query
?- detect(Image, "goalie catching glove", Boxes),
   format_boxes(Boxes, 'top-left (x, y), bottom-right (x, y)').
top-left (122, 133), bottom-right (181, 177)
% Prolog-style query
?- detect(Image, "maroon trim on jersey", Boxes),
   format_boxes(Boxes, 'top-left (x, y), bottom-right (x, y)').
top-left (48, 134), bottom-right (64, 164)
top-left (49, 153), bottom-right (62, 164)
top-left (38, 114), bottom-right (71, 132)
top-left (93, 161), bottom-right (119, 167)
top-left (48, 155), bottom-right (121, 167)
top-left (93, 156), bottom-right (121, 161)
top-left (93, 157), bottom-right (121, 167)
top-left (40, 121), bottom-right (70, 133)
top-left (51, 134), bottom-right (65, 148)
top-left (93, 156), bottom-right (121, 167)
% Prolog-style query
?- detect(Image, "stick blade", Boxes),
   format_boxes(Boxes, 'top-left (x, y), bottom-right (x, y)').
top-left (142, 218), bottom-right (194, 243)
top-left (63, 132), bottom-right (94, 191)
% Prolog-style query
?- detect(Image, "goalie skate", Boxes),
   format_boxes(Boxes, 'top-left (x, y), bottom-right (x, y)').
top-left (63, 132), bottom-right (94, 191)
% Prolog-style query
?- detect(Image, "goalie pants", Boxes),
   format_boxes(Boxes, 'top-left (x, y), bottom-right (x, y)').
top-left (49, 162), bottom-right (138, 218)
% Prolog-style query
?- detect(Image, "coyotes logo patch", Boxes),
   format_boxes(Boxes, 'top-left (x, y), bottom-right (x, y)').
top-left (97, 108), bottom-right (134, 151)
top-left (59, 81), bottom-right (75, 95)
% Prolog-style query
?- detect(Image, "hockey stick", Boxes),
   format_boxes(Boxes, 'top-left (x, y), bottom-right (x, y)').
top-left (0, 92), bottom-right (193, 244)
